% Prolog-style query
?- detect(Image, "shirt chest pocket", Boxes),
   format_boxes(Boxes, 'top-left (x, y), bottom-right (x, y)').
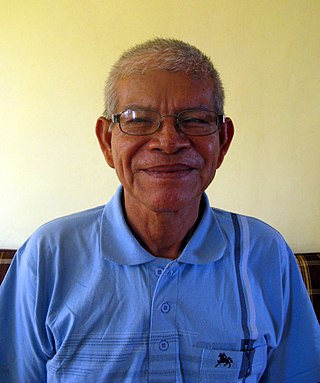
top-left (199, 346), bottom-right (267, 382)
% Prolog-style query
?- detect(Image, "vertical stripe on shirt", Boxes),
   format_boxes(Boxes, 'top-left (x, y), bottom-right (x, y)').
top-left (231, 213), bottom-right (256, 381)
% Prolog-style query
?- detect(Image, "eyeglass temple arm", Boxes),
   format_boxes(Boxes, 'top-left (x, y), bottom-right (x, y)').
top-left (218, 115), bottom-right (225, 125)
top-left (111, 114), bottom-right (120, 123)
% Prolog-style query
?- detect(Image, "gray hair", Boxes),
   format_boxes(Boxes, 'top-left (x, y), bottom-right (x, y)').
top-left (103, 38), bottom-right (225, 118)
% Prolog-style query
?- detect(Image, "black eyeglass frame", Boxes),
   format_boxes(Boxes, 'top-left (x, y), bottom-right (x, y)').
top-left (110, 108), bottom-right (225, 136)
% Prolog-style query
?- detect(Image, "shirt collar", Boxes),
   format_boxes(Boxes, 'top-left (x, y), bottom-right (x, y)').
top-left (100, 186), bottom-right (227, 265)
top-left (177, 193), bottom-right (227, 265)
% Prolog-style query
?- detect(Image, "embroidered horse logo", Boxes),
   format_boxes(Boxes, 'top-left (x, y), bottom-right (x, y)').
top-left (215, 352), bottom-right (233, 368)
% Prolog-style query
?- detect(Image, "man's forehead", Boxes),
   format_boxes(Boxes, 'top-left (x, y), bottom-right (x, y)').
top-left (117, 68), bottom-right (212, 83)
top-left (115, 71), bottom-right (215, 112)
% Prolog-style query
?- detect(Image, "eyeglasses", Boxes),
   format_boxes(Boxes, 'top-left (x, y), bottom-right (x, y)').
top-left (111, 108), bottom-right (225, 136)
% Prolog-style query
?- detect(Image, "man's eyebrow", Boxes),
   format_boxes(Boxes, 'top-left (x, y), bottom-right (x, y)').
top-left (121, 104), bottom-right (152, 110)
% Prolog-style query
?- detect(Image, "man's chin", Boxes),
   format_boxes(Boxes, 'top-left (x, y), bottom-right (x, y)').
top-left (136, 192), bottom-right (201, 215)
top-left (122, 182), bottom-right (203, 215)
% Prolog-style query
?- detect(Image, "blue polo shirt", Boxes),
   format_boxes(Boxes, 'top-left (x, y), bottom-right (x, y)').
top-left (0, 187), bottom-right (319, 382)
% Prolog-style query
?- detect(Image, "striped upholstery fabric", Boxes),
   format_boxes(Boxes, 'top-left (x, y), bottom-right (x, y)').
top-left (0, 250), bottom-right (319, 321)
top-left (0, 250), bottom-right (15, 285)
top-left (295, 253), bottom-right (320, 321)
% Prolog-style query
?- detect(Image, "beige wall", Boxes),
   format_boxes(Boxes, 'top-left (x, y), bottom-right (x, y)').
top-left (1, 0), bottom-right (319, 251)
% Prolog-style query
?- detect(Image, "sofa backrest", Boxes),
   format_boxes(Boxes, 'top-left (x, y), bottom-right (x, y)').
top-left (0, 250), bottom-right (15, 284)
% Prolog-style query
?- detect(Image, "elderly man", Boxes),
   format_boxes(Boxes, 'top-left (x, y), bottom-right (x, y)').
top-left (0, 38), bottom-right (319, 382)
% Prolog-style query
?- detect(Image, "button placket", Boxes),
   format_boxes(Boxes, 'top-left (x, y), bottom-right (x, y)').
top-left (149, 261), bottom-right (179, 378)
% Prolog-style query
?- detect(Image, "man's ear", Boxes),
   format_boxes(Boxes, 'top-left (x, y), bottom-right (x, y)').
top-left (95, 117), bottom-right (115, 168)
top-left (216, 117), bottom-right (234, 169)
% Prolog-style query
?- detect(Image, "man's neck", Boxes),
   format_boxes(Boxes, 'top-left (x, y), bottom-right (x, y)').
top-left (123, 195), bottom-right (203, 259)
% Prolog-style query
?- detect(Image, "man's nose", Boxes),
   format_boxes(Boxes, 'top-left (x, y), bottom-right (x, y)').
top-left (149, 116), bottom-right (190, 153)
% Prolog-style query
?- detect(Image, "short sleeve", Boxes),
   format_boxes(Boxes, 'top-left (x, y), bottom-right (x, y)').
top-left (0, 239), bottom-right (54, 381)
top-left (260, 243), bottom-right (320, 382)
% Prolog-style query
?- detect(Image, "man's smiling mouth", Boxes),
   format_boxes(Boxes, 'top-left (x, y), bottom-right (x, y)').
top-left (141, 164), bottom-right (196, 178)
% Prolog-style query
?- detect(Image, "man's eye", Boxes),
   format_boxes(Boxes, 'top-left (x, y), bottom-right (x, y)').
top-left (123, 117), bottom-right (155, 132)
top-left (181, 117), bottom-right (209, 125)
top-left (128, 117), bottom-right (153, 125)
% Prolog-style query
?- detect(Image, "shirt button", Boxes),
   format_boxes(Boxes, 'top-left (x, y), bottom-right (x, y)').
top-left (155, 268), bottom-right (163, 277)
top-left (159, 340), bottom-right (169, 351)
top-left (161, 302), bottom-right (171, 313)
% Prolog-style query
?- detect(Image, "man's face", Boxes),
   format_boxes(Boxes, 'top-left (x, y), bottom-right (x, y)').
top-left (96, 70), bottom-right (233, 215)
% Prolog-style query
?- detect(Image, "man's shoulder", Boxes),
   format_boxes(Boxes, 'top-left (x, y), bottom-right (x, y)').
top-left (211, 207), bottom-right (286, 243)
top-left (41, 205), bottom-right (105, 230)
top-left (210, 207), bottom-right (293, 267)
top-left (25, 205), bottom-right (106, 248)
